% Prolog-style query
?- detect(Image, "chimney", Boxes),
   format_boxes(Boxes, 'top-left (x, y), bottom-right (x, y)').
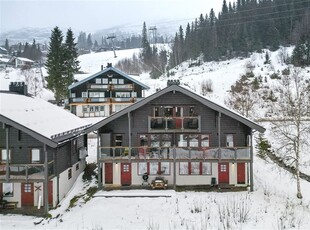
top-left (167, 80), bottom-right (180, 87)
top-left (107, 63), bottom-right (112, 68)
top-left (9, 82), bottom-right (28, 95)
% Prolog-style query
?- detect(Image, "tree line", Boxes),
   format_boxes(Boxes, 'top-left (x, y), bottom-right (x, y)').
top-left (170, 0), bottom-right (310, 68)
top-left (4, 39), bottom-right (42, 61)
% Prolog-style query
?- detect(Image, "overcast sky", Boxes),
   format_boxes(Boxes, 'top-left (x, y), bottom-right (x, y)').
top-left (0, 0), bottom-right (231, 33)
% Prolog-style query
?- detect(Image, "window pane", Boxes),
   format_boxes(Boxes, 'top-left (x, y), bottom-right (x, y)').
top-left (177, 134), bottom-right (187, 147)
top-left (160, 162), bottom-right (170, 175)
top-left (191, 162), bottom-right (200, 175)
top-left (102, 78), bottom-right (108, 84)
top-left (189, 135), bottom-right (199, 147)
top-left (161, 134), bottom-right (172, 147)
top-left (95, 78), bottom-right (101, 84)
top-left (201, 135), bottom-right (210, 147)
top-left (118, 79), bottom-right (124, 84)
top-left (202, 162), bottom-right (212, 175)
top-left (226, 135), bottom-right (234, 147)
top-left (82, 92), bottom-right (88, 98)
top-left (179, 162), bottom-right (189, 175)
top-left (150, 135), bottom-right (160, 147)
top-left (138, 162), bottom-right (147, 175)
top-left (31, 149), bottom-right (40, 163)
top-left (3, 183), bottom-right (13, 196)
top-left (149, 162), bottom-right (158, 175)
top-left (1, 149), bottom-right (10, 162)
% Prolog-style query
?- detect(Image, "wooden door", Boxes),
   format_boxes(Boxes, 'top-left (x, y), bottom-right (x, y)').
top-left (48, 181), bottom-right (53, 205)
top-left (237, 163), bottom-right (246, 184)
top-left (218, 163), bottom-right (229, 184)
top-left (21, 183), bottom-right (34, 206)
top-left (105, 163), bottom-right (113, 184)
top-left (121, 163), bottom-right (131, 185)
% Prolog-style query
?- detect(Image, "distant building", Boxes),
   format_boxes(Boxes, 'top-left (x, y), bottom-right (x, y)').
top-left (68, 63), bottom-right (149, 118)
top-left (8, 56), bottom-right (34, 68)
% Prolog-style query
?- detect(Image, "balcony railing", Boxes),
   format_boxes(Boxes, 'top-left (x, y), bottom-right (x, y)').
top-left (149, 116), bottom-right (200, 132)
top-left (98, 146), bottom-right (251, 161)
top-left (0, 161), bottom-right (55, 181)
top-left (111, 84), bottom-right (134, 91)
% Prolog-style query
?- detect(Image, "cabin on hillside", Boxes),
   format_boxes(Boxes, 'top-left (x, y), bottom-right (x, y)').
top-left (0, 82), bottom-right (90, 213)
top-left (68, 63), bottom-right (149, 118)
top-left (87, 81), bottom-right (265, 190)
top-left (8, 56), bottom-right (35, 68)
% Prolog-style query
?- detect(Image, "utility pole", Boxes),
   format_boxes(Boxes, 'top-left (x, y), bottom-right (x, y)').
top-left (107, 34), bottom-right (117, 58)
top-left (149, 26), bottom-right (157, 46)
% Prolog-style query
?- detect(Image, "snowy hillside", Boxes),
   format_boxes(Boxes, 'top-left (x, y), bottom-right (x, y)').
top-left (1, 47), bottom-right (310, 229)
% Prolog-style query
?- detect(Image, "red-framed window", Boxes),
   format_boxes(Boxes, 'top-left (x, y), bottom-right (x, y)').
top-left (179, 162), bottom-right (212, 175)
top-left (137, 162), bottom-right (170, 175)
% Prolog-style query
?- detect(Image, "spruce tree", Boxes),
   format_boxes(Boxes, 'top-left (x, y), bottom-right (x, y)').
top-left (45, 26), bottom-right (66, 103)
top-left (4, 39), bottom-right (9, 54)
top-left (64, 28), bottom-right (80, 90)
top-left (141, 22), bottom-right (152, 66)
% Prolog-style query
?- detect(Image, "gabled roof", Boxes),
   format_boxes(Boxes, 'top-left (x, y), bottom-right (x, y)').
top-left (87, 84), bottom-right (265, 133)
top-left (9, 56), bottom-right (34, 63)
top-left (0, 91), bottom-right (91, 148)
top-left (68, 66), bottom-right (150, 90)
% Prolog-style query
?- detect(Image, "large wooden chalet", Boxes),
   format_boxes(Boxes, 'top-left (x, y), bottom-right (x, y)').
top-left (0, 83), bottom-right (90, 213)
top-left (87, 81), bottom-right (265, 190)
top-left (68, 63), bottom-right (150, 118)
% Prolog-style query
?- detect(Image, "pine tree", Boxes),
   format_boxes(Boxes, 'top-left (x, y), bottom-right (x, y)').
top-left (4, 39), bottom-right (9, 54)
top-left (64, 28), bottom-right (80, 90)
top-left (141, 22), bottom-right (152, 67)
top-left (45, 26), bottom-right (66, 103)
top-left (87, 33), bottom-right (93, 50)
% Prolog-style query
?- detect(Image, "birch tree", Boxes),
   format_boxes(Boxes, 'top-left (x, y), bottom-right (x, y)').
top-left (271, 67), bottom-right (310, 199)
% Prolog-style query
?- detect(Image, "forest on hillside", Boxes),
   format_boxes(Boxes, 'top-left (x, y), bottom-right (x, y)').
top-left (170, 0), bottom-right (310, 66)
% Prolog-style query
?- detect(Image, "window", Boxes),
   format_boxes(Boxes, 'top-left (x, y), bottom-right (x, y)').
top-left (95, 78), bottom-right (102, 84)
top-left (76, 163), bottom-right (79, 171)
top-left (191, 162), bottom-right (200, 175)
top-left (220, 164), bottom-right (227, 172)
top-left (68, 169), bottom-right (72, 179)
top-left (138, 162), bottom-right (147, 175)
top-left (160, 162), bottom-right (170, 175)
top-left (179, 162), bottom-right (189, 175)
top-left (201, 135), bottom-right (210, 147)
top-left (89, 92), bottom-right (105, 98)
top-left (24, 183), bottom-right (32, 193)
top-left (202, 162), bottom-right (212, 175)
top-left (112, 79), bottom-right (118, 84)
top-left (131, 92), bottom-right (137, 98)
top-left (149, 162), bottom-right (159, 175)
top-left (226, 134), bottom-right (234, 147)
top-left (189, 135), bottom-right (199, 147)
top-left (82, 106), bottom-right (88, 113)
top-left (118, 79), bottom-right (124, 84)
top-left (82, 92), bottom-right (88, 98)
top-left (31, 148), bottom-right (40, 163)
top-left (1, 149), bottom-right (11, 162)
top-left (150, 135), bottom-right (160, 147)
top-left (114, 135), bottom-right (123, 146)
top-left (2, 183), bottom-right (13, 196)
top-left (189, 106), bottom-right (196, 116)
top-left (161, 134), bottom-right (172, 147)
top-left (115, 92), bottom-right (130, 98)
top-left (164, 106), bottom-right (173, 117)
top-left (71, 93), bottom-right (76, 98)
top-left (102, 78), bottom-right (108, 84)
top-left (139, 135), bottom-right (148, 146)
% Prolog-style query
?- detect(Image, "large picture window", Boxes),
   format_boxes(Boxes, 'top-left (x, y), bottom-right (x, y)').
top-left (149, 162), bottom-right (159, 175)
top-left (202, 162), bottom-right (212, 175)
top-left (160, 162), bottom-right (170, 175)
top-left (138, 162), bottom-right (147, 175)
top-left (191, 162), bottom-right (200, 175)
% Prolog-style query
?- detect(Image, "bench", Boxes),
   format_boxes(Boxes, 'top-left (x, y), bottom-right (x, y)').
top-left (3, 201), bottom-right (18, 209)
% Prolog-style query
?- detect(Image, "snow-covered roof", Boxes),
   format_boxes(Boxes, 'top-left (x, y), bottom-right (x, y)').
top-left (15, 57), bottom-right (35, 63)
top-left (69, 66), bottom-right (150, 90)
top-left (88, 84), bottom-right (265, 133)
top-left (0, 91), bottom-right (91, 147)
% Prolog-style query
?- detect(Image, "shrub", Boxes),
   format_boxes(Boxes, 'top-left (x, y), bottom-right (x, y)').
top-left (82, 163), bottom-right (97, 181)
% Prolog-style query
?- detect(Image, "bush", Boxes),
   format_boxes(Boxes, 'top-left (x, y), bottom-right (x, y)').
top-left (270, 73), bottom-right (281, 79)
top-left (82, 163), bottom-right (97, 181)
top-left (201, 79), bottom-right (213, 95)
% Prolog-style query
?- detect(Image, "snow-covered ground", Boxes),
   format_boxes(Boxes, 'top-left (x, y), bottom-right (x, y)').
top-left (1, 47), bottom-right (310, 229)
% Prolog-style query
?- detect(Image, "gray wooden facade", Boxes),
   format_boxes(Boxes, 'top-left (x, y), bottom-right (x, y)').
top-left (88, 84), bottom-right (265, 190)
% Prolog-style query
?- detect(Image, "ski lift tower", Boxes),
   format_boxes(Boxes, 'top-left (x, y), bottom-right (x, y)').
top-left (149, 26), bottom-right (157, 46)
top-left (107, 34), bottom-right (117, 58)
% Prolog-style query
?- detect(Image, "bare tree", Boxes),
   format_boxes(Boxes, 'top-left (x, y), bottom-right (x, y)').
top-left (225, 75), bottom-right (258, 118)
top-left (270, 67), bottom-right (310, 199)
top-left (23, 68), bottom-right (43, 96)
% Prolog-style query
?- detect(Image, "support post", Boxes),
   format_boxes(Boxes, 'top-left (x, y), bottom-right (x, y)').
top-left (218, 112), bottom-right (221, 159)
top-left (250, 130), bottom-right (254, 192)
top-left (97, 132), bottom-right (102, 190)
top-left (128, 112), bottom-right (131, 160)
top-left (173, 145), bottom-right (176, 190)
top-left (5, 124), bottom-right (9, 182)
top-left (44, 144), bottom-right (49, 215)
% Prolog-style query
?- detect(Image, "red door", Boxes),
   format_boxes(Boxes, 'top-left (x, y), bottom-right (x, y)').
top-left (121, 163), bottom-right (131, 185)
top-left (48, 181), bottom-right (53, 205)
top-left (21, 183), bottom-right (34, 206)
top-left (105, 163), bottom-right (113, 184)
top-left (218, 163), bottom-right (229, 184)
top-left (237, 163), bottom-right (246, 184)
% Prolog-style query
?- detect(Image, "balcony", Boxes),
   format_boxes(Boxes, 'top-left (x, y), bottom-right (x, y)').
top-left (111, 84), bottom-right (134, 91)
top-left (149, 116), bottom-right (200, 132)
top-left (0, 161), bottom-right (55, 181)
top-left (98, 146), bottom-right (251, 161)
